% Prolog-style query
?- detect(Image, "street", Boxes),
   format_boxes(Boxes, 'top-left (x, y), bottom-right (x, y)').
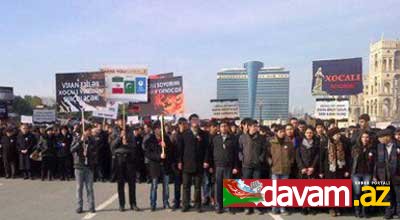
top-left (0, 178), bottom-right (385, 220)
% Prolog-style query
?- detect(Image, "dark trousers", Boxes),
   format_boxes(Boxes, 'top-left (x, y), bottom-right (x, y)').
top-left (173, 173), bottom-right (182, 207)
top-left (182, 172), bottom-right (202, 209)
top-left (383, 183), bottom-right (400, 217)
top-left (116, 154), bottom-right (136, 207)
top-left (215, 167), bottom-right (232, 210)
top-left (57, 157), bottom-right (71, 180)
top-left (41, 157), bottom-right (55, 180)
top-left (3, 158), bottom-right (16, 178)
top-left (19, 153), bottom-right (31, 171)
top-left (242, 167), bottom-right (262, 179)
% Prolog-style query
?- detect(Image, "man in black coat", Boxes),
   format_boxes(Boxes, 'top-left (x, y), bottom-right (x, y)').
top-left (1, 127), bottom-right (17, 178)
top-left (144, 120), bottom-right (174, 211)
top-left (170, 117), bottom-right (188, 210)
top-left (17, 124), bottom-right (37, 179)
top-left (111, 127), bottom-right (141, 212)
top-left (56, 126), bottom-right (73, 180)
top-left (209, 120), bottom-right (239, 214)
top-left (177, 114), bottom-right (210, 213)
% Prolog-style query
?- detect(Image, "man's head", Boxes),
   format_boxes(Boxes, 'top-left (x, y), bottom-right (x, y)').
top-left (358, 114), bottom-right (370, 130)
top-left (188, 114), bottom-right (200, 129)
top-left (275, 125), bottom-right (286, 139)
top-left (152, 120), bottom-right (162, 137)
top-left (20, 124), bottom-right (29, 134)
top-left (219, 120), bottom-right (229, 135)
top-left (209, 120), bottom-right (219, 135)
top-left (240, 118), bottom-right (251, 134)
top-left (289, 117), bottom-right (299, 128)
top-left (298, 120), bottom-right (307, 133)
top-left (377, 129), bottom-right (393, 145)
top-left (315, 120), bottom-right (325, 135)
top-left (285, 124), bottom-right (295, 138)
top-left (247, 120), bottom-right (259, 135)
top-left (177, 117), bottom-right (188, 132)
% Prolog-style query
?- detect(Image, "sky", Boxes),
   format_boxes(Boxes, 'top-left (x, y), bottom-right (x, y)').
top-left (1, 0), bottom-right (400, 117)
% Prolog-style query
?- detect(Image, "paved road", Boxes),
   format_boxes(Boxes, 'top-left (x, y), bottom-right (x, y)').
top-left (0, 179), bottom-right (385, 220)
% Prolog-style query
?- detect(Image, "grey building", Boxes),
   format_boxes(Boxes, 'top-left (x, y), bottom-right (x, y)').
top-left (217, 61), bottom-right (290, 120)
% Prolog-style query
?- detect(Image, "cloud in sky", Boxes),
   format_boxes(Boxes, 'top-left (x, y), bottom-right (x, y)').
top-left (1, 0), bottom-right (399, 117)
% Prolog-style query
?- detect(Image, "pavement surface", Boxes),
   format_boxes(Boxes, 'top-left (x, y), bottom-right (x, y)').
top-left (0, 178), bottom-right (386, 220)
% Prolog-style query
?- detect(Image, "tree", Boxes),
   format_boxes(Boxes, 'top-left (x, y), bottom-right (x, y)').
top-left (12, 96), bottom-right (33, 115)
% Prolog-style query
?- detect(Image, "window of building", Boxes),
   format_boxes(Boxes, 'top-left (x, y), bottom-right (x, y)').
top-left (395, 51), bottom-right (400, 70)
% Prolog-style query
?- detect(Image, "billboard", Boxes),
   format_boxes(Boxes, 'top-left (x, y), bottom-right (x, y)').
top-left (101, 67), bottom-right (148, 103)
top-left (211, 99), bottom-right (240, 119)
top-left (56, 72), bottom-right (106, 112)
top-left (136, 75), bottom-right (184, 116)
top-left (312, 58), bottom-right (362, 96)
top-left (314, 98), bottom-right (349, 120)
top-left (0, 87), bottom-right (14, 103)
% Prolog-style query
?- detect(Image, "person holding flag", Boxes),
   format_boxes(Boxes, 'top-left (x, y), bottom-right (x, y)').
top-left (144, 119), bottom-right (174, 211)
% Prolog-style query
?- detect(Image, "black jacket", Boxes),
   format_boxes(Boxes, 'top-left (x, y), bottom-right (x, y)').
top-left (144, 134), bottom-right (173, 178)
top-left (1, 135), bottom-right (18, 161)
top-left (210, 134), bottom-right (239, 168)
top-left (296, 138), bottom-right (320, 174)
top-left (17, 132), bottom-right (37, 154)
top-left (177, 129), bottom-right (209, 174)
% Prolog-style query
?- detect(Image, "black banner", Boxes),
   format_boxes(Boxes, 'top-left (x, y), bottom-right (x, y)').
top-left (56, 72), bottom-right (106, 112)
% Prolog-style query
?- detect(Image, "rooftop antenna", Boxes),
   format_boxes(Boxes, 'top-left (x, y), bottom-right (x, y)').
top-left (381, 33), bottom-right (384, 41)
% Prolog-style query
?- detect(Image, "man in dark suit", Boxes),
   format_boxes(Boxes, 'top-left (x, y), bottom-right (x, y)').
top-left (177, 114), bottom-right (210, 213)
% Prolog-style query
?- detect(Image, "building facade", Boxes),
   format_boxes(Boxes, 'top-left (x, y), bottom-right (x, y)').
top-left (217, 61), bottom-right (290, 120)
top-left (350, 39), bottom-right (400, 123)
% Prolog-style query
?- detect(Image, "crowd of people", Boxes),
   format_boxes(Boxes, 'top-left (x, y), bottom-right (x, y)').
top-left (1, 113), bottom-right (400, 219)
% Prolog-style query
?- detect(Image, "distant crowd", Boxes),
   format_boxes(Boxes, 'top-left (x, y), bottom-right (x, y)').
top-left (1, 113), bottom-right (400, 219)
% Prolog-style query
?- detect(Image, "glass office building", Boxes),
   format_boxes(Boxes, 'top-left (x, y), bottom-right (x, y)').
top-left (217, 61), bottom-right (289, 120)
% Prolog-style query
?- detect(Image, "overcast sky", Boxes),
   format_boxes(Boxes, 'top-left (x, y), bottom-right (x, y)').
top-left (1, 0), bottom-right (399, 117)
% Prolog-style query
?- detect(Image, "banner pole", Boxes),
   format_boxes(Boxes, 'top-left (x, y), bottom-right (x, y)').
top-left (122, 103), bottom-right (126, 132)
top-left (81, 108), bottom-right (85, 135)
top-left (161, 115), bottom-right (165, 155)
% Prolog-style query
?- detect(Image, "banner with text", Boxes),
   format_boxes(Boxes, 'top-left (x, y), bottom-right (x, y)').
top-left (314, 98), bottom-right (349, 120)
top-left (136, 75), bottom-right (184, 116)
top-left (92, 102), bottom-right (119, 119)
top-left (311, 58), bottom-right (363, 96)
top-left (211, 99), bottom-right (240, 119)
top-left (56, 72), bottom-right (106, 112)
top-left (33, 109), bottom-right (56, 124)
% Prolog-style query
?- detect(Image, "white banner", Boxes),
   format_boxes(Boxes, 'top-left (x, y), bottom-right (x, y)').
top-left (314, 99), bottom-right (349, 120)
top-left (102, 67), bottom-right (148, 103)
top-left (21, 115), bottom-right (33, 124)
top-left (33, 109), bottom-right (56, 124)
top-left (92, 102), bottom-right (119, 119)
top-left (127, 116), bottom-right (140, 125)
top-left (210, 99), bottom-right (240, 119)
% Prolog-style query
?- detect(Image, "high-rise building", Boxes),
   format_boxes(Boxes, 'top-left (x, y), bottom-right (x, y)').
top-left (349, 39), bottom-right (400, 123)
top-left (217, 61), bottom-right (290, 120)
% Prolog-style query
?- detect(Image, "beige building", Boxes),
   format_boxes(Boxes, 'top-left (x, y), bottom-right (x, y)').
top-left (349, 39), bottom-right (400, 124)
